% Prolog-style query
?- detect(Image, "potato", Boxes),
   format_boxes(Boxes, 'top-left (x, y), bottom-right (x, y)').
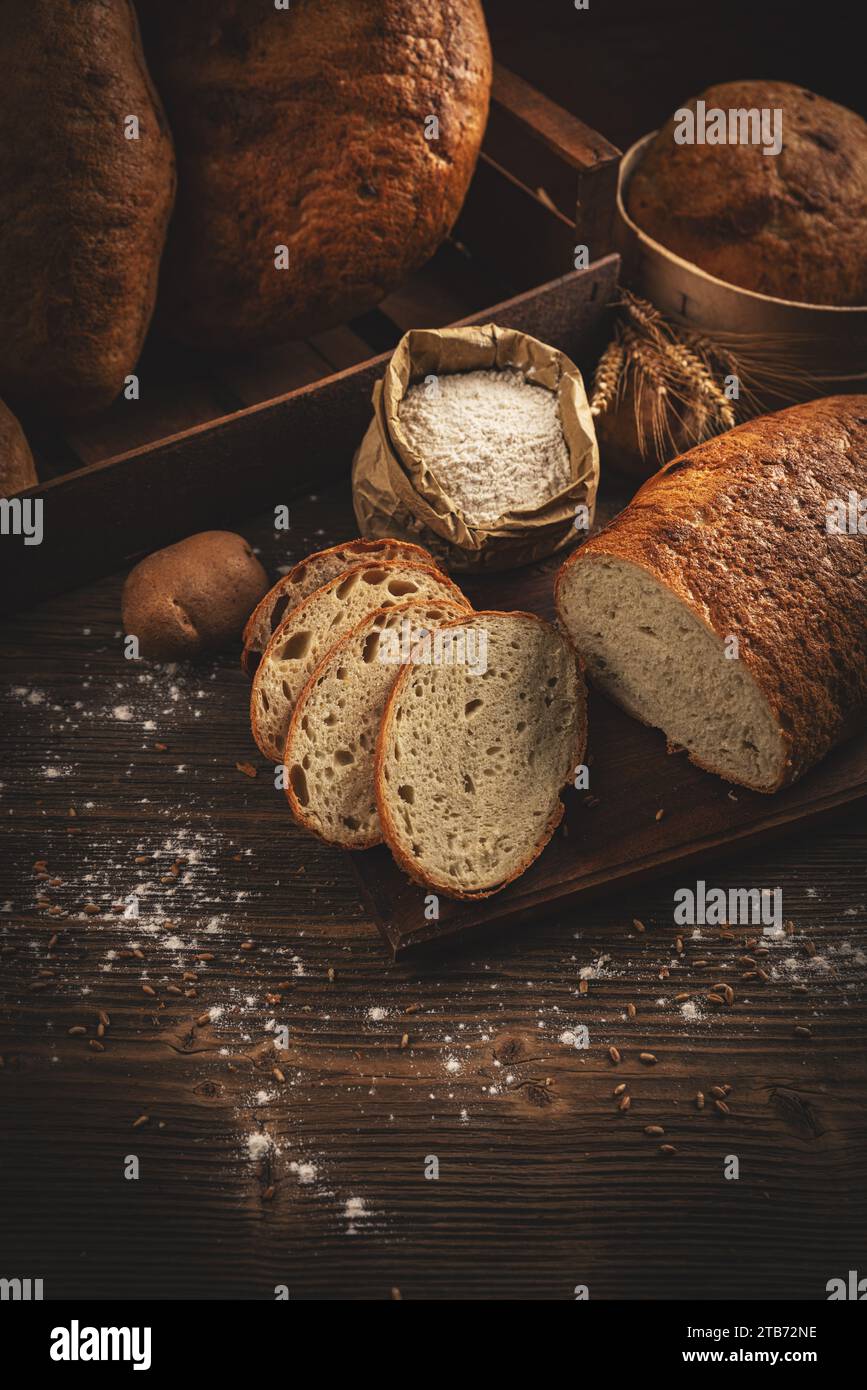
top-left (0, 1), bottom-right (175, 416)
top-left (0, 398), bottom-right (37, 498)
top-left (122, 532), bottom-right (268, 661)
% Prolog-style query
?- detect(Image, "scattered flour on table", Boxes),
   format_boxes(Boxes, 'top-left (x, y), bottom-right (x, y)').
top-left (398, 368), bottom-right (571, 525)
top-left (578, 953), bottom-right (618, 981)
top-left (344, 1196), bottom-right (368, 1234)
top-left (246, 1132), bottom-right (273, 1161)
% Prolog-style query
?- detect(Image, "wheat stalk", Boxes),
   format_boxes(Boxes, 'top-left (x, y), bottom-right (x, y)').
top-left (590, 338), bottom-right (625, 416)
top-left (590, 291), bottom-right (743, 457)
top-left (621, 326), bottom-right (678, 460)
top-left (623, 291), bottom-right (735, 427)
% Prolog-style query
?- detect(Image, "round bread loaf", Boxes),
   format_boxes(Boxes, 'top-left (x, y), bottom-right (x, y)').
top-left (627, 81), bottom-right (867, 306)
top-left (123, 531), bottom-right (268, 661)
top-left (139, 0), bottom-right (492, 349)
top-left (0, 398), bottom-right (37, 498)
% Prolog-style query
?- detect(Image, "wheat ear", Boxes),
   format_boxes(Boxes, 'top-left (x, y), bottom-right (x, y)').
top-left (590, 338), bottom-right (625, 417)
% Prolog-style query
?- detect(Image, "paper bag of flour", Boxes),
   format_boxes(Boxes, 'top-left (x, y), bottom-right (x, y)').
top-left (351, 324), bottom-right (599, 572)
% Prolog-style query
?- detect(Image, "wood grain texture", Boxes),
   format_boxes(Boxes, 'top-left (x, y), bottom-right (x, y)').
top-left (2, 483), bottom-right (866, 1301)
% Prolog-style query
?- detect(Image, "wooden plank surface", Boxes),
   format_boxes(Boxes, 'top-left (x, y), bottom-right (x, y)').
top-left (2, 482), bottom-right (866, 1301)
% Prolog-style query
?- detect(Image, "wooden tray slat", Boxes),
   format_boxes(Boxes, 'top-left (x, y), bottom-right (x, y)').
top-left (377, 242), bottom-right (509, 335)
top-left (486, 61), bottom-right (621, 254)
top-left (62, 377), bottom-right (236, 468)
top-left (306, 324), bottom-right (383, 373)
top-left (213, 338), bottom-right (332, 408)
top-left (453, 153), bottom-right (578, 290)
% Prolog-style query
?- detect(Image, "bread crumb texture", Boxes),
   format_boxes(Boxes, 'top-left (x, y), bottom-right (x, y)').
top-left (377, 611), bottom-right (585, 897)
top-left (242, 538), bottom-right (437, 674)
top-left (252, 562), bottom-right (469, 762)
top-left (286, 599), bottom-right (467, 847)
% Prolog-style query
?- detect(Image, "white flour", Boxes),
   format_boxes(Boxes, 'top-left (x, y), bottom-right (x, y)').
top-left (398, 368), bottom-right (571, 525)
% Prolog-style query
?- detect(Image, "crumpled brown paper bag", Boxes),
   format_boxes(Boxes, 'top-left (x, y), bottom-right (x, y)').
top-left (351, 324), bottom-right (600, 572)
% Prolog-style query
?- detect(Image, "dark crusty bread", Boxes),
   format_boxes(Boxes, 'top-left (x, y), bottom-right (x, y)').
top-left (627, 81), bottom-right (867, 306)
top-left (555, 396), bottom-right (867, 793)
top-left (241, 538), bottom-right (439, 676)
top-left (0, 398), bottom-right (37, 498)
top-left (285, 598), bottom-right (468, 849)
top-left (0, 1), bottom-right (175, 415)
top-left (375, 611), bottom-right (586, 899)
top-left (251, 561), bottom-right (470, 762)
top-left (139, 0), bottom-right (491, 349)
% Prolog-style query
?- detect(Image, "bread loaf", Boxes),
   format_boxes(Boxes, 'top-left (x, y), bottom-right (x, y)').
top-left (139, 0), bottom-right (491, 349)
top-left (250, 561), bottom-right (470, 761)
top-left (242, 538), bottom-right (439, 676)
top-left (0, 399), bottom-right (37, 498)
top-left (285, 599), bottom-right (467, 848)
top-left (627, 81), bottom-right (867, 306)
top-left (555, 396), bottom-right (867, 792)
top-left (376, 611), bottom-right (586, 898)
top-left (0, 1), bottom-right (175, 415)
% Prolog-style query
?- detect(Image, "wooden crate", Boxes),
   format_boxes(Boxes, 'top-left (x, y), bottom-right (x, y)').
top-left (1, 64), bottom-right (620, 612)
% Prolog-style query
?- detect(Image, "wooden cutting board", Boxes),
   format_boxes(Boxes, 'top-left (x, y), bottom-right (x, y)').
top-left (351, 552), bottom-right (867, 955)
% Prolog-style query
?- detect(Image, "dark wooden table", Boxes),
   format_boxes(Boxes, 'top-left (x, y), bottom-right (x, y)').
top-left (2, 481), bottom-right (865, 1301)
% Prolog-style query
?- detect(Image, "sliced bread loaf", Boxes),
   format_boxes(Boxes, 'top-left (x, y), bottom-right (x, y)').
top-left (375, 611), bottom-right (586, 899)
top-left (555, 396), bottom-right (867, 793)
top-left (241, 537), bottom-right (437, 675)
top-left (250, 561), bottom-right (469, 761)
top-left (285, 598), bottom-right (468, 848)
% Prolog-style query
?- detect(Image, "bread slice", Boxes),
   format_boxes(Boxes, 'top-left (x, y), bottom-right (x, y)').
top-left (250, 561), bottom-right (470, 761)
top-left (241, 538), bottom-right (437, 675)
top-left (375, 611), bottom-right (586, 899)
top-left (285, 599), bottom-right (468, 848)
